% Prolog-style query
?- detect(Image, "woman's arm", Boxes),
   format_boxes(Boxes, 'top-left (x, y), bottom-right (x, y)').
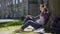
top-left (26, 15), bottom-right (33, 19)
top-left (33, 15), bottom-right (40, 19)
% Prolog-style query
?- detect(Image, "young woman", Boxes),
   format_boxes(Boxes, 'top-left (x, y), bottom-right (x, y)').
top-left (15, 4), bottom-right (49, 33)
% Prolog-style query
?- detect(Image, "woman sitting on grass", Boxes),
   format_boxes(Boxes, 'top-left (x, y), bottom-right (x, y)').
top-left (15, 4), bottom-right (49, 33)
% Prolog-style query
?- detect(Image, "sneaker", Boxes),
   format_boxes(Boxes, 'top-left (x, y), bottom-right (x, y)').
top-left (33, 28), bottom-right (45, 33)
top-left (14, 28), bottom-right (23, 33)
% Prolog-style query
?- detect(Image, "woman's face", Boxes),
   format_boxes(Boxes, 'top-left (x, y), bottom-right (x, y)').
top-left (40, 7), bottom-right (44, 12)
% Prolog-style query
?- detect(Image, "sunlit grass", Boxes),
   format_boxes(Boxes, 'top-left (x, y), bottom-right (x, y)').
top-left (0, 26), bottom-right (36, 34)
top-left (0, 20), bottom-right (36, 34)
top-left (0, 20), bottom-right (51, 34)
top-left (0, 26), bottom-right (51, 34)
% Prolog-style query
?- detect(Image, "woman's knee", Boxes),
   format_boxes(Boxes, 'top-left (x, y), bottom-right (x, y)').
top-left (26, 15), bottom-right (32, 18)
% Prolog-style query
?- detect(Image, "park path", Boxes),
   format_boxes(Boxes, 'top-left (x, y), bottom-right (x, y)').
top-left (0, 19), bottom-right (19, 23)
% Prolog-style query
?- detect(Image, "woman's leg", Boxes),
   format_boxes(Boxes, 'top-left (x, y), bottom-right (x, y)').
top-left (21, 20), bottom-right (42, 30)
top-left (23, 16), bottom-right (34, 24)
top-left (15, 20), bottom-right (42, 33)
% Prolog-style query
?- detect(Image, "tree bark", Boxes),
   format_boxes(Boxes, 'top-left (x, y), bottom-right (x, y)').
top-left (46, 0), bottom-right (60, 32)
top-left (49, 0), bottom-right (60, 18)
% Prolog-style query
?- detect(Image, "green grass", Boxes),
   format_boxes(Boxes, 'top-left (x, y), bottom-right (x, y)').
top-left (0, 20), bottom-right (51, 34)
top-left (0, 26), bottom-right (51, 34)
top-left (0, 26), bottom-right (36, 34)
top-left (0, 20), bottom-right (36, 34)
top-left (0, 20), bottom-right (24, 28)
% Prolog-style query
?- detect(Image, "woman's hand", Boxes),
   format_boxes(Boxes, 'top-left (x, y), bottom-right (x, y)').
top-left (26, 15), bottom-right (32, 19)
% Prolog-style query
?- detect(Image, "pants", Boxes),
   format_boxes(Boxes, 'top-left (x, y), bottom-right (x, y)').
top-left (21, 17), bottom-right (42, 30)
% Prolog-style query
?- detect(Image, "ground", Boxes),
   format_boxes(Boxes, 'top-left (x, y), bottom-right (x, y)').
top-left (0, 26), bottom-right (36, 34)
top-left (0, 19), bottom-right (51, 34)
top-left (0, 25), bottom-right (51, 34)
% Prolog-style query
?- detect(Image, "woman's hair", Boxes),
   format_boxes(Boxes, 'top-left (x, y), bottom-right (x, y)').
top-left (44, 8), bottom-right (48, 12)
top-left (40, 4), bottom-right (44, 7)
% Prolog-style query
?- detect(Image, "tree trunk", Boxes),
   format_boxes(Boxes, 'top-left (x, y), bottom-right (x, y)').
top-left (49, 0), bottom-right (60, 18)
top-left (46, 0), bottom-right (60, 32)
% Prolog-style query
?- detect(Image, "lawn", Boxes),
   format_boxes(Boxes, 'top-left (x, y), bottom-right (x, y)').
top-left (0, 20), bottom-right (36, 34)
top-left (0, 20), bottom-right (51, 34)
top-left (0, 26), bottom-right (51, 34)
top-left (0, 26), bottom-right (36, 34)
